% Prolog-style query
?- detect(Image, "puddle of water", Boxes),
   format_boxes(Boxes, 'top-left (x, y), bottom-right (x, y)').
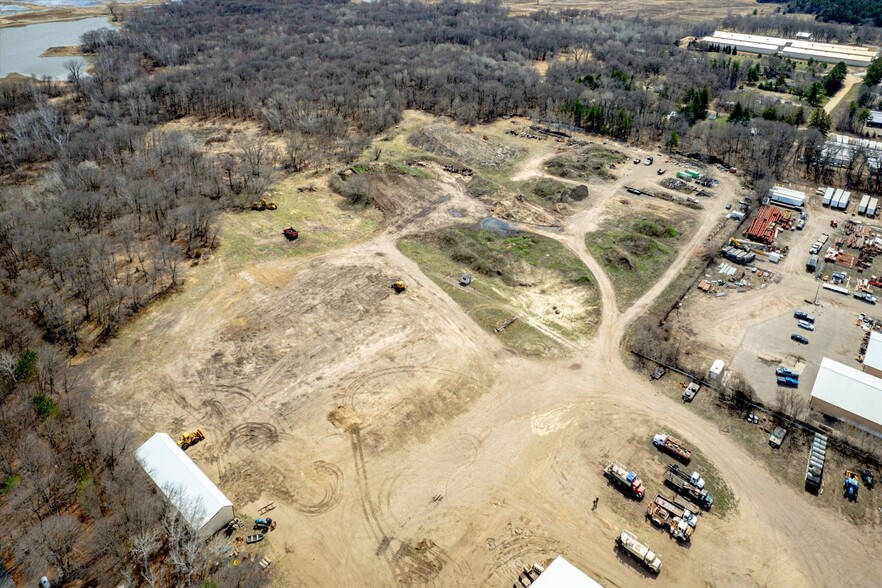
top-left (480, 217), bottom-right (515, 236)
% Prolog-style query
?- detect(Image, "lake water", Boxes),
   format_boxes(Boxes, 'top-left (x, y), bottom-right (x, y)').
top-left (0, 16), bottom-right (110, 79)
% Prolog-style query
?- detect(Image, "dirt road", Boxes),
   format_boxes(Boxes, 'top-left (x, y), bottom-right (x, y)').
top-left (87, 119), bottom-right (882, 587)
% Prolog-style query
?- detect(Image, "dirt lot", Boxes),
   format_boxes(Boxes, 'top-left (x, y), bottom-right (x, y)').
top-left (503, 0), bottom-right (760, 21)
top-left (85, 112), bottom-right (882, 587)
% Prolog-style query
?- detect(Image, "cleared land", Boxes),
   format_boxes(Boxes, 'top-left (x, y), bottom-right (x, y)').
top-left (544, 146), bottom-right (627, 182)
top-left (85, 112), bottom-right (882, 587)
top-left (399, 227), bottom-right (600, 355)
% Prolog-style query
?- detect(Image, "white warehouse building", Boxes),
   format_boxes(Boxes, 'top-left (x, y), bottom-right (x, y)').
top-left (699, 31), bottom-right (879, 67)
top-left (530, 557), bottom-right (605, 588)
top-left (810, 358), bottom-right (882, 438)
top-left (136, 432), bottom-right (235, 535)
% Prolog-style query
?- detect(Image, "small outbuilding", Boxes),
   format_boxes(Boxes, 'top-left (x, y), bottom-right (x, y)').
top-left (708, 359), bottom-right (726, 381)
top-left (136, 432), bottom-right (234, 536)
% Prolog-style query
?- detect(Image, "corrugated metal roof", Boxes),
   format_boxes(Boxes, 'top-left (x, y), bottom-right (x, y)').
top-left (136, 432), bottom-right (233, 531)
top-left (531, 557), bottom-right (605, 588)
top-left (811, 357), bottom-right (882, 430)
top-left (864, 331), bottom-right (882, 373)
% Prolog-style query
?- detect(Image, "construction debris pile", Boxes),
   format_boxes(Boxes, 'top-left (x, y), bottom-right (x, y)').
top-left (745, 205), bottom-right (793, 244)
top-left (698, 264), bottom-right (773, 295)
top-left (836, 220), bottom-right (882, 271)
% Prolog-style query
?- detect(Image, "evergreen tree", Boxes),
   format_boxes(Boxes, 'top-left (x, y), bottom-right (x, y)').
top-left (808, 108), bottom-right (832, 136)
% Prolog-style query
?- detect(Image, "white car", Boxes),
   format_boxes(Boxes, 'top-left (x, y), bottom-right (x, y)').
top-left (797, 320), bottom-right (815, 331)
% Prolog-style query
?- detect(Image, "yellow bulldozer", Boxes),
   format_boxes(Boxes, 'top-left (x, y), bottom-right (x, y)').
top-left (251, 196), bottom-right (278, 211)
top-left (392, 280), bottom-right (407, 294)
top-left (177, 429), bottom-right (205, 451)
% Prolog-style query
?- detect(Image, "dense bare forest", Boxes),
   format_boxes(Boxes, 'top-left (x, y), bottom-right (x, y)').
top-left (2, 0), bottom-right (881, 584)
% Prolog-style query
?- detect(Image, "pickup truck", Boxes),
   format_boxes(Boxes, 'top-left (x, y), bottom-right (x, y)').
top-left (664, 464), bottom-right (713, 509)
top-left (775, 367), bottom-right (798, 378)
top-left (616, 530), bottom-right (662, 574)
top-left (604, 461), bottom-right (645, 499)
top-left (854, 292), bottom-right (878, 304)
top-left (776, 376), bottom-right (799, 388)
top-left (652, 434), bottom-right (692, 463)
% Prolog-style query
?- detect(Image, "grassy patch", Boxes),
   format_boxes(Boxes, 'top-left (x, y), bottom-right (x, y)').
top-left (466, 174), bottom-right (502, 200)
top-left (544, 146), bottom-right (626, 181)
top-left (586, 214), bottom-right (684, 309)
top-left (399, 228), bottom-right (600, 356)
top-left (388, 161), bottom-right (434, 180)
top-left (1, 475), bottom-right (20, 496)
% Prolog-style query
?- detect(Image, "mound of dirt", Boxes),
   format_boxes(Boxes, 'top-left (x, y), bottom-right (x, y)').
top-left (408, 124), bottom-right (524, 169)
top-left (544, 146), bottom-right (626, 181)
top-left (330, 166), bottom-right (437, 216)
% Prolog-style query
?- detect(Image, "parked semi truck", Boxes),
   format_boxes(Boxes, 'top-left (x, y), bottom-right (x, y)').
top-left (616, 530), bottom-right (662, 574)
top-left (604, 461), bottom-right (646, 499)
top-left (652, 434), bottom-right (692, 463)
top-left (645, 495), bottom-right (695, 542)
top-left (664, 464), bottom-right (713, 509)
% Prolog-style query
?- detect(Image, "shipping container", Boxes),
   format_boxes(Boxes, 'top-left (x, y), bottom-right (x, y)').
top-left (684, 169), bottom-right (700, 179)
top-left (859, 195), bottom-right (871, 214)
top-left (676, 171), bottom-right (692, 181)
top-left (822, 187), bottom-right (834, 206)
top-left (870, 198), bottom-right (880, 219)
top-left (840, 191), bottom-right (851, 210)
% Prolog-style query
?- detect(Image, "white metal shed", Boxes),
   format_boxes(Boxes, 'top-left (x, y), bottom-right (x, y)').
top-left (136, 432), bottom-right (234, 535)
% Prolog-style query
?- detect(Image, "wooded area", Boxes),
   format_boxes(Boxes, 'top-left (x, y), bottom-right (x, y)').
top-left (3, 0), bottom-right (882, 584)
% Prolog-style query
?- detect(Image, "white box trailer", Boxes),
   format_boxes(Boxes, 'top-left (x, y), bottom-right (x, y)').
top-left (859, 195), bottom-right (871, 214)
top-left (830, 188), bottom-right (844, 208)
top-left (870, 198), bottom-right (880, 218)
top-left (840, 191), bottom-right (851, 210)
top-left (822, 187), bottom-right (834, 206)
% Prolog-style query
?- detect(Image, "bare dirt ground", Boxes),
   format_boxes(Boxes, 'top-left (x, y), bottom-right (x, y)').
top-left (86, 112), bottom-right (882, 587)
top-left (503, 0), bottom-right (760, 21)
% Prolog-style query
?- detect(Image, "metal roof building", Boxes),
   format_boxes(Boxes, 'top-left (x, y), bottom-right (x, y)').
top-left (810, 357), bottom-right (882, 437)
top-left (867, 111), bottom-right (882, 128)
top-left (698, 31), bottom-right (878, 66)
top-left (531, 557), bottom-right (605, 588)
top-left (136, 432), bottom-right (234, 535)
top-left (863, 331), bottom-right (882, 379)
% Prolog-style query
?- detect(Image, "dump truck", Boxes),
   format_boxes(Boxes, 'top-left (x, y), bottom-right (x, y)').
top-left (652, 434), bottom-right (692, 463)
top-left (177, 429), bottom-right (204, 451)
top-left (645, 495), bottom-right (695, 542)
top-left (664, 464), bottom-right (713, 509)
top-left (616, 530), bottom-right (662, 574)
top-left (282, 227), bottom-right (299, 241)
top-left (604, 461), bottom-right (645, 499)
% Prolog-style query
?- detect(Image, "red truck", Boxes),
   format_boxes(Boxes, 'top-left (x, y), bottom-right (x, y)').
top-left (604, 461), bottom-right (645, 499)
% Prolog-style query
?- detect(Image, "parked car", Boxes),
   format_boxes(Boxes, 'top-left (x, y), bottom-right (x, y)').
top-left (793, 311), bottom-right (815, 323)
top-left (797, 320), bottom-right (815, 331)
top-left (725, 203), bottom-right (732, 210)
top-left (657, 168), bottom-right (666, 175)
top-left (776, 367), bottom-right (798, 378)
top-left (644, 157), bottom-right (653, 166)
top-left (633, 158), bottom-right (641, 164)
top-left (791, 333), bottom-right (809, 344)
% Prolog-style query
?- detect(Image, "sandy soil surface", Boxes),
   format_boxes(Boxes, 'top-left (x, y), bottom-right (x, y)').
top-left (504, 0), bottom-right (760, 21)
top-left (0, 0), bottom-right (161, 28)
top-left (85, 113), bottom-right (882, 587)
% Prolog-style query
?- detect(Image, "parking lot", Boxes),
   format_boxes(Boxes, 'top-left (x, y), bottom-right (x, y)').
top-left (731, 305), bottom-right (863, 406)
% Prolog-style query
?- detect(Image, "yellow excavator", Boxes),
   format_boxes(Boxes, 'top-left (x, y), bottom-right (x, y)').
top-left (177, 429), bottom-right (205, 451)
top-left (392, 280), bottom-right (407, 294)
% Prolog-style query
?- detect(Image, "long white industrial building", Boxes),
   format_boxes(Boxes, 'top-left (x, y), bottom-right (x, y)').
top-left (810, 358), bottom-right (882, 438)
top-left (699, 31), bottom-right (878, 67)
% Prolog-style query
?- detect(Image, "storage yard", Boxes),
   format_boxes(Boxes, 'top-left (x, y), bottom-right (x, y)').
top-left (698, 30), bottom-right (879, 66)
top-left (83, 112), bottom-right (882, 587)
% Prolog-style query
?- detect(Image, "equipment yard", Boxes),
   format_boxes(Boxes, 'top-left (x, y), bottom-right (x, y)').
top-left (84, 112), bottom-right (882, 586)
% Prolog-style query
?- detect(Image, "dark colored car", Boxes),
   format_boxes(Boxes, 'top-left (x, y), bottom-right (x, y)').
top-left (793, 311), bottom-right (815, 323)
top-left (791, 333), bottom-right (809, 344)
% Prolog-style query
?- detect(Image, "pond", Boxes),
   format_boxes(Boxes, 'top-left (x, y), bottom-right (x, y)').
top-left (0, 16), bottom-right (110, 80)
